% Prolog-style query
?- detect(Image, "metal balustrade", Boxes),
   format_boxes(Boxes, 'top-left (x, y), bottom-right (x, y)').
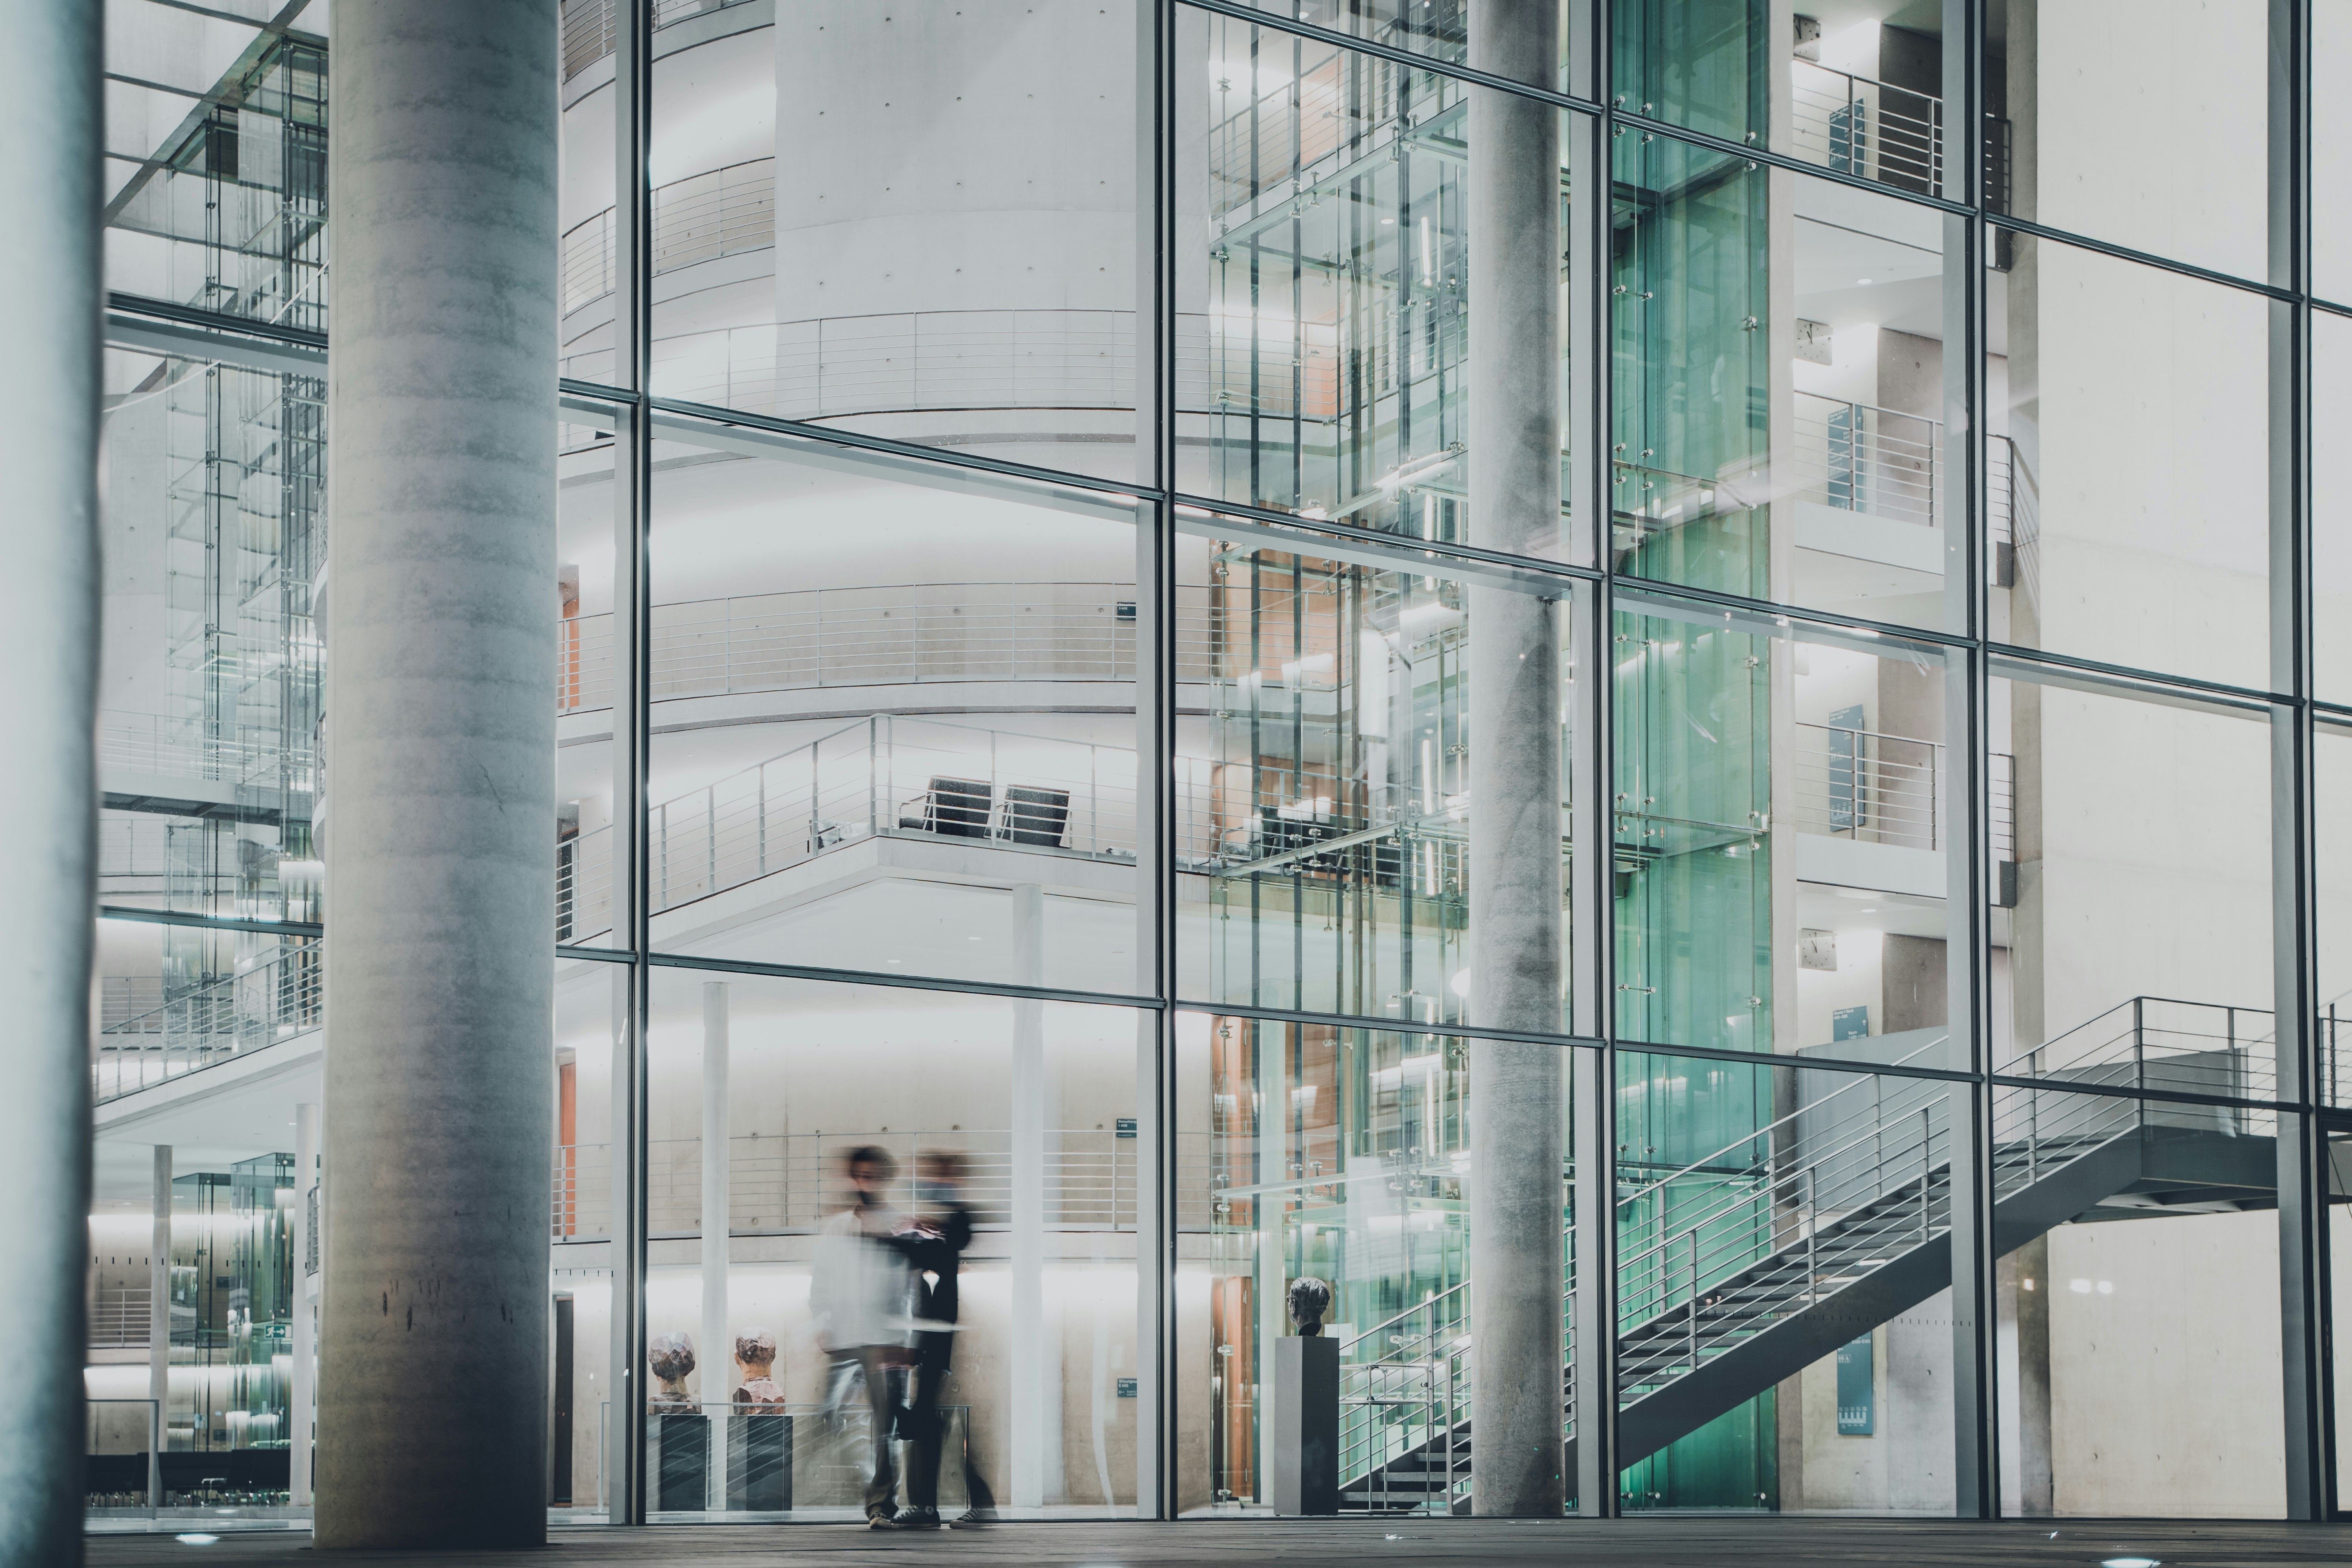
top-left (89, 1289), bottom-right (153, 1349)
top-left (1792, 392), bottom-right (1940, 528)
top-left (557, 582), bottom-right (1218, 717)
top-left (552, 1128), bottom-right (1217, 1240)
top-left (1790, 720), bottom-right (1941, 851)
top-left (560, 0), bottom-right (760, 83)
top-left (92, 943), bottom-right (322, 1103)
top-left (561, 157), bottom-right (776, 315)
top-left (1788, 60), bottom-right (2011, 206)
top-left (97, 710), bottom-right (304, 786)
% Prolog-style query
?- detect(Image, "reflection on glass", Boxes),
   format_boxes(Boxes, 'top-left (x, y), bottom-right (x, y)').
top-left (2316, 723), bottom-right (2352, 1106)
top-left (1616, 1054), bottom-right (1956, 1513)
top-left (1614, 134), bottom-right (1958, 632)
top-left (643, 426), bottom-right (1140, 991)
top-left (2316, 313), bottom-right (2352, 699)
top-left (1182, 523), bottom-right (1573, 1032)
top-left (1986, 0), bottom-right (2270, 282)
top-left (619, 2), bottom-right (1137, 476)
top-left (548, 961), bottom-right (626, 1520)
top-left (637, 970), bottom-right (1142, 1519)
top-left (1183, 20), bottom-right (1577, 562)
top-left (1990, 668), bottom-right (2272, 1080)
top-left (1181, 1017), bottom-right (1572, 1515)
top-left (1991, 1083), bottom-right (2282, 1516)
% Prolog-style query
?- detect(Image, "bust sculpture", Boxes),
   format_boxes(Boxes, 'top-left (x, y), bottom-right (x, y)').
top-left (733, 1328), bottom-right (785, 1408)
top-left (1288, 1276), bottom-right (1332, 1336)
top-left (648, 1332), bottom-right (698, 1413)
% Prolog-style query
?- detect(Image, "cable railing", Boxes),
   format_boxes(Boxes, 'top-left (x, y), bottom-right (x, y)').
top-left (560, 0), bottom-right (760, 83)
top-left (1792, 392), bottom-right (1939, 529)
top-left (89, 1288), bottom-right (153, 1349)
top-left (1997, 995), bottom-right (2276, 1109)
top-left (1337, 1279), bottom-right (1471, 1512)
top-left (552, 1128), bottom-right (1217, 1239)
top-left (561, 157), bottom-right (776, 316)
top-left (557, 582), bottom-right (1218, 716)
top-left (92, 942), bottom-right (322, 1103)
top-left (98, 710), bottom-right (303, 786)
top-left (1788, 61), bottom-right (2010, 205)
top-left (1789, 720), bottom-right (1941, 851)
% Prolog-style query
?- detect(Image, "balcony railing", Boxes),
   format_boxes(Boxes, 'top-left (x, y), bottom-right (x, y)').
top-left (1789, 60), bottom-right (2011, 207)
top-left (560, 0), bottom-right (760, 83)
top-left (1791, 721), bottom-right (1942, 851)
top-left (558, 582), bottom-right (1217, 716)
top-left (92, 942), bottom-right (322, 1103)
top-left (89, 1288), bottom-right (153, 1349)
top-left (1793, 392), bottom-right (1939, 529)
top-left (561, 157), bottom-right (776, 316)
top-left (552, 1127), bottom-right (1218, 1239)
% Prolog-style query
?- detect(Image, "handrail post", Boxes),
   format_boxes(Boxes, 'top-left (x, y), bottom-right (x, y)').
top-left (1805, 1166), bottom-right (1817, 1306)
top-left (1919, 1105), bottom-right (1932, 1242)
top-left (2132, 995), bottom-right (2145, 1096)
top-left (1687, 1228), bottom-right (1700, 1373)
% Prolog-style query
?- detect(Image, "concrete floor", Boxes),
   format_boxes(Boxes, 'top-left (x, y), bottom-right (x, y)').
top-left (83, 1518), bottom-right (2352, 1567)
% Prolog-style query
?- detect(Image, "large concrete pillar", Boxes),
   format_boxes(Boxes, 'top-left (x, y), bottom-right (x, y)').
top-left (1464, 0), bottom-right (1567, 1520)
top-left (0, 4), bottom-right (100, 1560)
top-left (318, 2), bottom-right (559, 1548)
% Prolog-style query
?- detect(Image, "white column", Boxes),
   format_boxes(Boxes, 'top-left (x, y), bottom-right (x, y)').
top-left (1465, 0), bottom-right (1568, 1520)
top-left (291, 1104), bottom-right (319, 1506)
top-left (0, 4), bottom-right (99, 1559)
top-left (700, 981), bottom-right (731, 1509)
top-left (1009, 882), bottom-right (1047, 1509)
top-left (149, 1146), bottom-right (172, 1482)
top-left (317, 1), bottom-right (559, 1549)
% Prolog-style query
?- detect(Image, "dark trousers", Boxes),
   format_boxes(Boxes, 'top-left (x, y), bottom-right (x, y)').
top-left (906, 1330), bottom-right (995, 1512)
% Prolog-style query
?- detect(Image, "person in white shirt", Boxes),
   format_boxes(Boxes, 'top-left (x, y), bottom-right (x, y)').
top-left (809, 1145), bottom-right (917, 1526)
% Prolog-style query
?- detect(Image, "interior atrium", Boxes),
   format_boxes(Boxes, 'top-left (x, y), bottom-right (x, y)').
top-left (12, 0), bottom-right (2352, 1552)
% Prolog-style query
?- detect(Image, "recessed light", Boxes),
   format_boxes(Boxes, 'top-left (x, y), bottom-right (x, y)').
top-left (2101, 1559), bottom-right (2160, 1568)
top-left (176, 1536), bottom-right (220, 1546)
top-left (1857, 276), bottom-right (1873, 284)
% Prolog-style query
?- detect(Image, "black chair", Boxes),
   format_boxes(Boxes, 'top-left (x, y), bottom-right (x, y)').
top-left (898, 777), bottom-right (993, 838)
top-left (1001, 785), bottom-right (1070, 848)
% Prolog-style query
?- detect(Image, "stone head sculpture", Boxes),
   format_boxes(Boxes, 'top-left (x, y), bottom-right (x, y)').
top-left (648, 1332), bottom-right (697, 1412)
top-left (1288, 1276), bottom-right (1332, 1336)
top-left (733, 1328), bottom-right (785, 1408)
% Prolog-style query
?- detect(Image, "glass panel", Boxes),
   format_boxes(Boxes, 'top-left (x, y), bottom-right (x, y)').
top-left (1178, 1017), bottom-right (1579, 1515)
top-left (1617, 1053), bottom-right (1955, 1514)
top-left (1179, 19), bottom-right (1584, 564)
top-left (1615, 592), bottom-right (1964, 1060)
top-left (2319, 2), bottom-right (2352, 303)
top-left (1985, 0), bottom-right (2271, 283)
top-left (1194, 0), bottom-right (1564, 90)
top-left (1177, 514), bottom-right (1579, 1034)
top-left (1991, 1081), bottom-right (2283, 1516)
top-left (1614, 138), bottom-right (1959, 631)
top-left (647, 2), bottom-right (1139, 483)
top-left (642, 967), bottom-right (1143, 1519)
top-left (550, 959), bottom-right (628, 1523)
top-left (557, 400), bottom-right (623, 952)
top-left (1988, 232), bottom-right (2271, 691)
top-left (1991, 664), bottom-right (2272, 1096)
top-left (644, 416), bottom-right (1141, 993)
top-left (2317, 721), bottom-right (2352, 1107)
top-left (104, 29), bottom-right (328, 320)
top-left (2317, 312), bottom-right (2352, 701)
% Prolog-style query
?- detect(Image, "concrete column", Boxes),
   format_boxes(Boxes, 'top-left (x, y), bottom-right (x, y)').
top-left (1464, 0), bottom-right (1567, 1521)
top-left (1009, 882), bottom-right (1047, 1508)
top-left (291, 1104), bottom-right (319, 1506)
top-left (700, 982), bottom-right (730, 1508)
top-left (149, 1147), bottom-right (172, 1422)
top-left (317, 2), bottom-right (559, 1549)
top-left (0, 5), bottom-right (100, 1558)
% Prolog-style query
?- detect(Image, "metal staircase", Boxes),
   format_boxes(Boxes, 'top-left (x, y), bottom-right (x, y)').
top-left (1337, 998), bottom-right (2278, 1513)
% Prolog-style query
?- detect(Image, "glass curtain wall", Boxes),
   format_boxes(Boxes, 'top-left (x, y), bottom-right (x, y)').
top-left (82, 0), bottom-right (2352, 1532)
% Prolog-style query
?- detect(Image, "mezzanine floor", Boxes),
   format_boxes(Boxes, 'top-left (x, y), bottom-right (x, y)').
top-left (85, 1517), bottom-right (2352, 1567)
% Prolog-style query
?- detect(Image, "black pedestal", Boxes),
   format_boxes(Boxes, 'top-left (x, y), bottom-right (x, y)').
top-left (1273, 1334), bottom-right (1339, 1515)
top-left (728, 1411), bottom-right (793, 1511)
top-left (653, 1412), bottom-right (710, 1512)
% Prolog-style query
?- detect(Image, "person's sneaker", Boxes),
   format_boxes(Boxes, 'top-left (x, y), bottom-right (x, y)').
top-left (866, 1510), bottom-right (898, 1530)
top-left (891, 1507), bottom-right (942, 1530)
top-left (949, 1507), bottom-right (998, 1528)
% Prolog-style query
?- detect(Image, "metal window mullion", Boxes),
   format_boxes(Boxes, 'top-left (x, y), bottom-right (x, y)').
top-left (1573, 0), bottom-right (1620, 1518)
top-left (606, 0), bottom-right (655, 1530)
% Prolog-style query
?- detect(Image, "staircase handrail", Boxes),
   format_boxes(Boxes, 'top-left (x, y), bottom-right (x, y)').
top-left (1617, 1031), bottom-right (1950, 1213)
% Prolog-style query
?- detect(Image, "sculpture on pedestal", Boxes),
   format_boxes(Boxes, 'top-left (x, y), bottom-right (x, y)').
top-left (648, 1332), bottom-right (698, 1413)
top-left (1288, 1276), bottom-right (1332, 1336)
top-left (733, 1328), bottom-right (785, 1408)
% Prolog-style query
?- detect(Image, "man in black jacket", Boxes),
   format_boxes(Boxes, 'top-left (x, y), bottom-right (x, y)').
top-left (889, 1151), bottom-right (997, 1529)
